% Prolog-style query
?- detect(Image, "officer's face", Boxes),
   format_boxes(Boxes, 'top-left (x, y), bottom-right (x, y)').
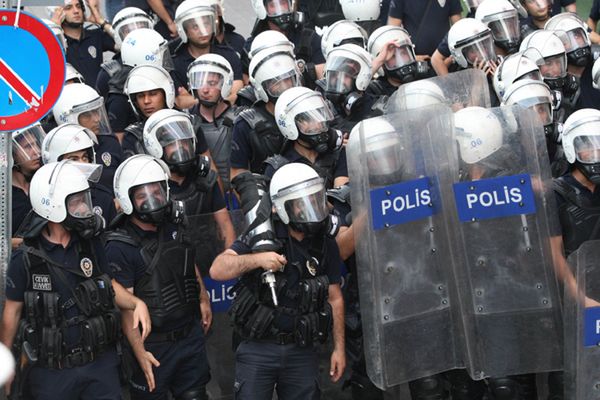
top-left (265, 0), bottom-right (290, 16)
top-left (135, 89), bottom-right (167, 118)
top-left (63, 0), bottom-right (84, 24)
top-left (522, 0), bottom-right (550, 20)
top-left (266, 76), bottom-right (295, 98)
top-left (197, 72), bottom-right (223, 103)
top-left (62, 149), bottom-right (91, 163)
top-left (78, 110), bottom-right (102, 135)
top-left (163, 139), bottom-right (193, 163)
top-left (532, 103), bottom-right (552, 125)
top-left (133, 182), bottom-right (167, 210)
top-left (184, 16), bottom-right (214, 47)
top-left (13, 133), bottom-right (41, 173)
top-left (540, 56), bottom-right (563, 78)
top-left (67, 191), bottom-right (93, 218)
top-left (565, 29), bottom-right (587, 51)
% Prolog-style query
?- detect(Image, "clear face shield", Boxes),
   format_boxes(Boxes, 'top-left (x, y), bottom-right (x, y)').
top-left (574, 135), bottom-right (600, 164)
top-left (182, 12), bottom-right (215, 38)
top-left (487, 11), bottom-right (520, 44)
top-left (461, 34), bottom-right (496, 65)
top-left (66, 189), bottom-right (94, 219)
top-left (156, 42), bottom-right (174, 71)
top-left (264, 0), bottom-right (292, 17)
top-left (153, 118), bottom-right (196, 164)
top-left (366, 133), bottom-right (403, 177)
top-left (263, 69), bottom-right (300, 99)
top-left (188, 69), bottom-right (224, 93)
top-left (116, 18), bottom-right (153, 44)
top-left (50, 162), bottom-right (101, 201)
top-left (325, 58), bottom-right (360, 94)
top-left (563, 27), bottom-right (591, 52)
top-left (385, 44), bottom-right (416, 70)
top-left (131, 181), bottom-right (170, 215)
top-left (72, 97), bottom-right (112, 135)
top-left (12, 125), bottom-right (45, 166)
top-left (281, 182), bottom-right (328, 224)
top-left (294, 100), bottom-right (334, 135)
top-left (540, 54), bottom-right (567, 79)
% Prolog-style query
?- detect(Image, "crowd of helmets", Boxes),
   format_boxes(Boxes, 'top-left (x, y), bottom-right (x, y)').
top-left (8, 0), bottom-right (600, 396)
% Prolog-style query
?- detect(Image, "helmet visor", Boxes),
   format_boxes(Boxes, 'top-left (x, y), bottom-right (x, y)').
top-left (154, 118), bottom-right (195, 146)
top-left (131, 181), bottom-right (169, 214)
top-left (12, 124), bottom-right (45, 164)
top-left (295, 106), bottom-right (334, 135)
top-left (117, 19), bottom-right (153, 43)
top-left (531, 102), bottom-right (553, 125)
top-left (182, 14), bottom-right (215, 37)
top-left (66, 189), bottom-right (94, 219)
top-left (73, 97), bottom-right (112, 135)
top-left (574, 135), bottom-right (600, 163)
top-left (461, 35), bottom-right (496, 65)
top-left (366, 133), bottom-right (402, 176)
top-left (486, 11), bottom-right (520, 42)
top-left (563, 28), bottom-right (590, 52)
top-left (385, 45), bottom-right (416, 70)
top-left (540, 54), bottom-right (567, 79)
top-left (283, 188), bottom-right (328, 223)
top-left (49, 161), bottom-right (101, 198)
top-left (263, 69), bottom-right (299, 98)
top-left (188, 69), bottom-right (224, 91)
top-left (517, 69), bottom-right (543, 82)
top-left (264, 0), bottom-right (292, 17)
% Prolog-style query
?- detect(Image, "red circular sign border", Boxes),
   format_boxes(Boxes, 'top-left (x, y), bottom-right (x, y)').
top-left (0, 10), bottom-right (65, 131)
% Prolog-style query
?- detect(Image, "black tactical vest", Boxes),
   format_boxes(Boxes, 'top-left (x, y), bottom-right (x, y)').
top-left (237, 104), bottom-right (285, 173)
top-left (105, 222), bottom-right (199, 328)
top-left (554, 176), bottom-right (600, 256)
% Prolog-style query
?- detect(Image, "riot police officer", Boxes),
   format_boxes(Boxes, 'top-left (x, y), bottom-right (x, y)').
top-left (321, 19), bottom-right (368, 59)
top-left (52, 83), bottom-right (124, 194)
top-left (210, 162), bottom-right (345, 400)
top-left (1, 160), bottom-right (150, 399)
top-left (106, 154), bottom-right (212, 399)
top-left (41, 123), bottom-right (118, 225)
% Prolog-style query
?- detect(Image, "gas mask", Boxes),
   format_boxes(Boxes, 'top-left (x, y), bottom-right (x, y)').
top-left (131, 182), bottom-right (184, 225)
top-left (298, 129), bottom-right (343, 154)
top-left (63, 189), bottom-right (105, 239)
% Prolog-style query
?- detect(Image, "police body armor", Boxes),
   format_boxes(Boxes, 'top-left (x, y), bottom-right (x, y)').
top-left (237, 104), bottom-right (285, 173)
top-left (123, 122), bottom-right (147, 158)
top-left (105, 221), bottom-right (199, 328)
top-left (229, 227), bottom-right (332, 347)
top-left (265, 148), bottom-right (342, 190)
top-left (554, 176), bottom-right (600, 256)
top-left (108, 64), bottom-right (132, 96)
top-left (193, 107), bottom-right (237, 192)
top-left (171, 168), bottom-right (217, 216)
top-left (16, 237), bottom-right (121, 370)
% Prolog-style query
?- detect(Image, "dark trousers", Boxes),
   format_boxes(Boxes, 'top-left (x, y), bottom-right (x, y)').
top-left (129, 319), bottom-right (210, 400)
top-left (234, 340), bottom-right (320, 400)
top-left (28, 349), bottom-right (121, 400)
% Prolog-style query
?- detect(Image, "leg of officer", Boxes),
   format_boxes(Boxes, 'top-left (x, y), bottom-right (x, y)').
top-left (275, 344), bottom-right (320, 400)
top-left (170, 321), bottom-right (210, 400)
top-left (234, 340), bottom-right (280, 400)
top-left (78, 351), bottom-right (122, 400)
top-left (28, 367), bottom-right (82, 400)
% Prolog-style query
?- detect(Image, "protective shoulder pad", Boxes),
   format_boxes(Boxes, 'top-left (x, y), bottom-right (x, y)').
top-left (370, 95), bottom-right (389, 116)
top-left (553, 176), bottom-right (578, 202)
top-left (327, 183), bottom-right (351, 205)
top-left (100, 59), bottom-right (122, 78)
top-left (263, 154), bottom-right (289, 174)
top-left (237, 107), bottom-right (268, 129)
top-left (125, 122), bottom-right (144, 140)
top-left (104, 228), bottom-right (139, 247)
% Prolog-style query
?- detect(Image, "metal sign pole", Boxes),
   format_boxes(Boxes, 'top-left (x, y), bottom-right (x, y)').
top-left (0, 133), bottom-right (11, 314)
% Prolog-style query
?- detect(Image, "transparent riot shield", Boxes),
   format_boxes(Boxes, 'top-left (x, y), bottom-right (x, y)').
top-left (387, 69), bottom-right (491, 115)
top-left (564, 240), bottom-right (600, 400)
top-left (185, 210), bottom-right (245, 400)
top-left (347, 105), bottom-right (462, 389)
top-left (431, 105), bottom-right (563, 380)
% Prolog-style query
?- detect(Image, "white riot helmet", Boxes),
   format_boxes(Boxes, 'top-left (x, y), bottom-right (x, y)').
top-left (187, 53), bottom-right (234, 102)
top-left (448, 18), bottom-right (496, 68)
top-left (270, 163), bottom-right (328, 232)
top-left (325, 44), bottom-right (372, 96)
top-left (275, 87), bottom-right (341, 153)
top-left (592, 57), bottom-right (600, 89)
top-left (143, 109), bottom-right (197, 174)
top-left (42, 18), bottom-right (67, 52)
top-left (112, 7), bottom-right (154, 48)
top-left (519, 29), bottom-right (567, 90)
top-left (454, 106), bottom-right (503, 164)
top-left (42, 123), bottom-right (98, 164)
top-left (12, 123), bottom-right (45, 174)
top-left (175, 0), bottom-right (216, 44)
top-left (53, 84), bottom-right (112, 136)
top-left (0, 344), bottom-right (14, 388)
top-left (545, 12), bottom-right (592, 67)
top-left (252, 0), bottom-right (295, 30)
top-left (339, 0), bottom-right (381, 21)
top-left (113, 154), bottom-right (172, 222)
top-left (121, 28), bottom-right (174, 70)
top-left (29, 161), bottom-right (102, 238)
top-left (249, 30), bottom-right (295, 60)
top-left (249, 49), bottom-right (301, 103)
top-left (501, 79), bottom-right (558, 140)
top-left (475, 0), bottom-right (520, 53)
top-left (562, 109), bottom-right (600, 183)
top-left (389, 79), bottom-right (447, 112)
top-left (321, 20), bottom-right (367, 58)
top-left (493, 51), bottom-right (543, 99)
top-left (65, 63), bottom-right (85, 84)
top-left (124, 65), bottom-right (175, 116)
top-left (368, 25), bottom-right (418, 82)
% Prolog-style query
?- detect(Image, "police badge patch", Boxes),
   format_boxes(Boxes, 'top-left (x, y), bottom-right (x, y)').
top-left (32, 274), bottom-right (52, 291)
top-left (306, 257), bottom-right (318, 276)
top-left (88, 46), bottom-right (97, 59)
top-left (101, 152), bottom-right (111, 166)
top-left (93, 206), bottom-right (103, 216)
top-left (80, 257), bottom-right (94, 278)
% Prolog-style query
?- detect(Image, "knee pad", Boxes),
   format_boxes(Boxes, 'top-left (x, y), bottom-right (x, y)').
top-left (488, 377), bottom-right (520, 400)
top-left (408, 375), bottom-right (449, 400)
top-left (176, 387), bottom-right (208, 400)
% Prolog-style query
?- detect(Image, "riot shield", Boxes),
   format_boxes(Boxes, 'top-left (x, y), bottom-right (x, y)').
top-left (185, 210), bottom-right (245, 400)
top-left (347, 105), bottom-right (462, 389)
top-left (430, 105), bottom-right (563, 380)
top-left (564, 240), bottom-right (600, 400)
top-left (387, 69), bottom-right (491, 114)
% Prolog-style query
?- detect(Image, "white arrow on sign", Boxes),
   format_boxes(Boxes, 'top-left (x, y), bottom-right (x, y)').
top-left (0, 57), bottom-right (42, 108)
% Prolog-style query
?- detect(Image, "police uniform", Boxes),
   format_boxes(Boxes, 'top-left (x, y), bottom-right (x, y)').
top-left (171, 42), bottom-right (243, 92)
top-left (12, 185), bottom-right (31, 235)
top-left (65, 24), bottom-right (116, 88)
top-left (6, 233), bottom-right (122, 400)
top-left (366, 76), bottom-right (400, 97)
top-left (96, 56), bottom-right (137, 134)
top-left (229, 221), bottom-right (342, 399)
top-left (105, 221), bottom-right (211, 400)
top-left (91, 183), bottom-right (118, 226)
top-left (220, 21), bottom-right (246, 57)
top-left (230, 102), bottom-right (284, 174)
top-left (574, 59), bottom-right (600, 112)
top-left (95, 134), bottom-right (124, 194)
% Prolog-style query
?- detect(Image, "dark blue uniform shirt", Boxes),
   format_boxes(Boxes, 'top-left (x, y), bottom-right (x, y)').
top-left (230, 102), bottom-right (277, 170)
top-left (65, 25), bottom-right (116, 87)
top-left (95, 135), bottom-right (123, 195)
top-left (575, 60), bottom-right (600, 111)
top-left (91, 183), bottom-right (117, 226)
top-left (12, 185), bottom-right (31, 235)
top-left (169, 178), bottom-right (226, 212)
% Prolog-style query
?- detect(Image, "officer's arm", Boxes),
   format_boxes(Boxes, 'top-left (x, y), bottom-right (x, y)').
top-left (147, 0), bottom-right (177, 37)
top-left (230, 167), bottom-right (248, 182)
top-left (112, 280), bottom-right (151, 340)
top-left (335, 226), bottom-right (355, 261)
top-left (315, 63), bottom-right (325, 79)
top-left (431, 50), bottom-right (450, 77)
top-left (387, 16), bottom-right (402, 26)
top-left (327, 283), bottom-right (345, 382)
top-left (588, 17), bottom-right (597, 34)
top-left (449, 14), bottom-right (461, 24)
top-left (209, 249), bottom-right (286, 281)
top-left (0, 300), bottom-right (23, 349)
top-left (226, 80), bottom-right (244, 104)
top-left (565, 3), bottom-right (576, 12)
top-left (214, 208), bottom-right (237, 248)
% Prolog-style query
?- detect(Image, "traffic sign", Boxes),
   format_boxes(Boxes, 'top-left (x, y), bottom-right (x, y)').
top-left (0, 9), bottom-right (65, 131)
